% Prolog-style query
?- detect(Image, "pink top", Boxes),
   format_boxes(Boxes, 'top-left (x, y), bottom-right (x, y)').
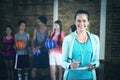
top-left (50, 31), bottom-right (65, 54)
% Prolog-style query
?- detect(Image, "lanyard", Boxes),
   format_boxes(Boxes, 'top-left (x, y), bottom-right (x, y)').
top-left (76, 32), bottom-right (88, 65)
top-left (79, 42), bottom-right (86, 65)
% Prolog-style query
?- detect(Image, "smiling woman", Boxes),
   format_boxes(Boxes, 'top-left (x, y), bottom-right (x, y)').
top-left (61, 9), bottom-right (100, 80)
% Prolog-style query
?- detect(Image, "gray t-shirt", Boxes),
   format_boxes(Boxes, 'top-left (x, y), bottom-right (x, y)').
top-left (16, 32), bottom-right (28, 55)
top-left (35, 27), bottom-right (48, 47)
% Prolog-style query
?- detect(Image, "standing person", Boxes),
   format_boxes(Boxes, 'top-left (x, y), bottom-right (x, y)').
top-left (2, 25), bottom-right (15, 80)
top-left (14, 20), bottom-right (30, 80)
top-left (61, 9), bottom-right (100, 80)
top-left (49, 20), bottom-right (65, 80)
top-left (69, 24), bottom-right (76, 33)
top-left (31, 15), bottom-right (49, 80)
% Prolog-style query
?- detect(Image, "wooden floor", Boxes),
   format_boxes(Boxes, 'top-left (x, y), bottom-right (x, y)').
top-left (1, 53), bottom-right (120, 80)
top-left (14, 69), bottom-right (51, 80)
top-left (104, 62), bottom-right (120, 80)
top-left (1, 64), bottom-right (120, 80)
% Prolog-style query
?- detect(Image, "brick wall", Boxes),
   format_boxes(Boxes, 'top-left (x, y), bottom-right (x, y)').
top-left (105, 0), bottom-right (120, 79)
top-left (106, 0), bottom-right (120, 62)
top-left (1, 0), bottom-right (120, 80)
top-left (0, 0), bottom-right (53, 38)
top-left (0, 0), bottom-right (100, 38)
top-left (59, 0), bottom-right (100, 35)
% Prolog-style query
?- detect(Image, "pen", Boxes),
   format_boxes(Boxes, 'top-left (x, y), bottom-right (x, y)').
top-left (67, 57), bottom-right (75, 62)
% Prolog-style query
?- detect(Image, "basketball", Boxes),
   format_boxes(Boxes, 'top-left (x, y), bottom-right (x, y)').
top-left (15, 40), bottom-right (25, 50)
top-left (45, 39), bottom-right (56, 49)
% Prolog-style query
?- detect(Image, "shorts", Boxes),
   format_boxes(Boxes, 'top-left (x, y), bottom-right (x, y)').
top-left (32, 48), bottom-right (49, 68)
top-left (14, 54), bottom-right (30, 70)
top-left (49, 52), bottom-right (62, 65)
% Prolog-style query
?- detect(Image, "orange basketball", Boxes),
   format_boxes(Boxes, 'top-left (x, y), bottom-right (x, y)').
top-left (15, 40), bottom-right (25, 50)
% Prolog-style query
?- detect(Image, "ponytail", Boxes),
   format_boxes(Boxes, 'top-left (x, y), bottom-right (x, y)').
top-left (51, 20), bottom-right (62, 47)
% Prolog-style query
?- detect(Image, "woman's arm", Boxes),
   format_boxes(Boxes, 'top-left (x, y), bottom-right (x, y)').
top-left (31, 29), bottom-right (36, 48)
top-left (94, 36), bottom-right (100, 68)
top-left (14, 34), bottom-right (17, 49)
top-left (32, 29), bottom-right (41, 51)
top-left (1, 36), bottom-right (8, 52)
top-left (61, 32), bottom-right (66, 42)
top-left (61, 37), bottom-right (71, 70)
top-left (90, 35), bottom-right (100, 68)
top-left (47, 30), bottom-right (52, 39)
top-left (26, 33), bottom-right (30, 47)
top-left (14, 34), bottom-right (17, 42)
top-left (27, 33), bottom-right (30, 40)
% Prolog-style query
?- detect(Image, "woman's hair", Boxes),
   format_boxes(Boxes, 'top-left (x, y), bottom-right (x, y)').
top-left (51, 20), bottom-right (62, 47)
top-left (71, 24), bottom-right (76, 32)
top-left (74, 9), bottom-right (89, 21)
top-left (4, 25), bottom-right (14, 36)
top-left (18, 20), bottom-right (26, 26)
top-left (38, 15), bottom-right (47, 25)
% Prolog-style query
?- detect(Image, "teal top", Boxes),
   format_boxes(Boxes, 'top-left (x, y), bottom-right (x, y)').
top-left (61, 31), bottom-right (100, 80)
top-left (68, 36), bottom-right (93, 79)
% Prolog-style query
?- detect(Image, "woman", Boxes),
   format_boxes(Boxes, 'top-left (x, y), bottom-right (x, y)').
top-left (2, 25), bottom-right (15, 80)
top-left (70, 24), bottom-right (76, 33)
top-left (49, 20), bottom-right (65, 80)
top-left (31, 15), bottom-right (49, 80)
top-left (61, 9), bottom-right (100, 80)
top-left (14, 20), bottom-right (30, 80)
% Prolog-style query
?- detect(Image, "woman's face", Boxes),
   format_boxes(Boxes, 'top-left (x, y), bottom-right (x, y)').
top-left (37, 19), bottom-right (44, 27)
top-left (6, 27), bottom-right (12, 35)
top-left (19, 23), bottom-right (25, 31)
top-left (75, 14), bottom-right (89, 32)
top-left (54, 23), bottom-right (60, 31)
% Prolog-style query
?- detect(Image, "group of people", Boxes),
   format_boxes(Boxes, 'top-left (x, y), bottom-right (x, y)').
top-left (0, 9), bottom-right (100, 80)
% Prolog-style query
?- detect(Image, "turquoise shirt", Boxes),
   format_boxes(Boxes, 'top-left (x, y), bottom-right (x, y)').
top-left (68, 37), bottom-right (93, 79)
top-left (61, 31), bottom-right (100, 80)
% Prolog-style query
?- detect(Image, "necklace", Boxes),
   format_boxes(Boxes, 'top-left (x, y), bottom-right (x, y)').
top-left (79, 42), bottom-right (86, 65)
top-left (77, 33), bottom-right (88, 65)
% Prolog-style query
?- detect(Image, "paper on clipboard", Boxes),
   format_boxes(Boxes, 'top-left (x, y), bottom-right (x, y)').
top-left (69, 66), bottom-right (89, 70)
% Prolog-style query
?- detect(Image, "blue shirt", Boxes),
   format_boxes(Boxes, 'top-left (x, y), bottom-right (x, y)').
top-left (68, 36), bottom-right (93, 79)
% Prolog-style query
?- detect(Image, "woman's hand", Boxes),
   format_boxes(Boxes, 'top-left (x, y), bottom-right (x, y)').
top-left (88, 64), bottom-right (96, 71)
top-left (32, 46), bottom-right (41, 52)
top-left (32, 46), bottom-right (36, 52)
top-left (6, 45), bottom-right (11, 50)
top-left (70, 61), bottom-right (80, 69)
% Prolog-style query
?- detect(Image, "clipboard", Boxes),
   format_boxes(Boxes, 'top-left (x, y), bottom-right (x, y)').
top-left (69, 66), bottom-right (89, 70)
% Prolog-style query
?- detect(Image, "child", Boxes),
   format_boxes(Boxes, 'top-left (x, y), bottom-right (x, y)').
top-left (49, 20), bottom-right (65, 80)
top-left (31, 15), bottom-right (49, 80)
top-left (2, 25), bottom-right (15, 80)
top-left (14, 20), bottom-right (30, 80)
